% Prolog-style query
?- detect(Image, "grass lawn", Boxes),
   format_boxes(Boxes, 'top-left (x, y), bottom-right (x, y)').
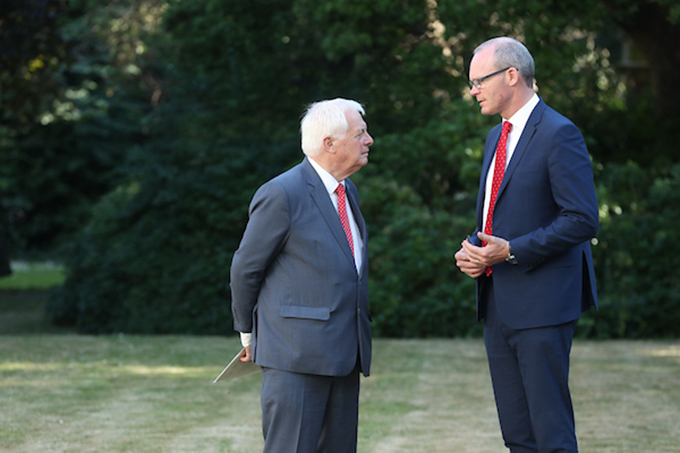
top-left (0, 261), bottom-right (69, 335)
top-left (1, 264), bottom-right (679, 451)
top-left (1, 334), bottom-right (679, 452)
top-left (0, 261), bottom-right (65, 291)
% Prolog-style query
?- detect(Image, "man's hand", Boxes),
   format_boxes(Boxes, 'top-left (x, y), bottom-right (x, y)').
top-left (456, 233), bottom-right (511, 277)
top-left (239, 345), bottom-right (252, 363)
top-left (455, 246), bottom-right (486, 278)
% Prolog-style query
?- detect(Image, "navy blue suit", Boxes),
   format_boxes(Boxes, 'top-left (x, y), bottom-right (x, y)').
top-left (473, 100), bottom-right (598, 452)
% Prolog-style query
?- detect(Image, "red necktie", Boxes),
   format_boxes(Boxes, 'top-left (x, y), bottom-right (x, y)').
top-left (336, 183), bottom-right (355, 257)
top-left (483, 121), bottom-right (512, 274)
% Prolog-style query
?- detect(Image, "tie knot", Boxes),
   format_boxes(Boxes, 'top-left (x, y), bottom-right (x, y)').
top-left (335, 183), bottom-right (345, 196)
top-left (502, 121), bottom-right (512, 134)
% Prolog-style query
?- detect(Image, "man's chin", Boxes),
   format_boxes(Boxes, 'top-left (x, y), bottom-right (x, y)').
top-left (480, 105), bottom-right (500, 116)
top-left (478, 102), bottom-right (493, 115)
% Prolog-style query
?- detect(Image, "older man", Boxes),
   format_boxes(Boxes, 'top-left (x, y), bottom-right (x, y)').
top-left (230, 98), bottom-right (374, 453)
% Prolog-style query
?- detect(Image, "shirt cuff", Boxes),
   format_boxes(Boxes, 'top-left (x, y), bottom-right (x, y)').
top-left (239, 332), bottom-right (252, 348)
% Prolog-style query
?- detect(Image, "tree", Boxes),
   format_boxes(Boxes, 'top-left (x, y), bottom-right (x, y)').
top-left (1, 0), bottom-right (69, 250)
top-left (600, 0), bottom-right (680, 116)
top-left (45, 0), bottom-right (680, 338)
top-left (0, 0), bottom-right (69, 125)
top-left (1, 0), bottom-right (165, 252)
top-left (49, 0), bottom-right (474, 334)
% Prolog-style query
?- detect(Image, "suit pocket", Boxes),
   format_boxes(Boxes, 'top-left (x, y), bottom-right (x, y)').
top-left (279, 305), bottom-right (331, 321)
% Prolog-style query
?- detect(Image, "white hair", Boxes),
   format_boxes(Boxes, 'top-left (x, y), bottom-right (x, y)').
top-left (300, 98), bottom-right (366, 157)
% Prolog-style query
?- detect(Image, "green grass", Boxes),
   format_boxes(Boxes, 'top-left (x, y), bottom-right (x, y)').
top-left (0, 261), bottom-right (71, 335)
top-left (1, 335), bottom-right (679, 452)
top-left (1, 264), bottom-right (679, 451)
top-left (0, 290), bottom-right (73, 335)
top-left (0, 261), bottom-right (65, 291)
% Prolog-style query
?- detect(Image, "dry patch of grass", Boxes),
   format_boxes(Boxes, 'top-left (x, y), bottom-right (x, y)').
top-left (1, 336), bottom-right (679, 452)
top-left (359, 339), bottom-right (499, 452)
top-left (0, 335), bottom-right (264, 453)
top-left (572, 341), bottom-right (680, 452)
top-left (361, 339), bottom-right (680, 452)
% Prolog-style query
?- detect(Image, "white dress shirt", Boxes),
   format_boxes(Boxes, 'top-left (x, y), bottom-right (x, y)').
top-left (308, 157), bottom-right (364, 273)
top-left (482, 94), bottom-right (540, 233)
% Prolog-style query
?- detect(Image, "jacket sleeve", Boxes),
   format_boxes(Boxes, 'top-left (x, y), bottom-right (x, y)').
top-left (229, 181), bottom-right (290, 332)
top-left (511, 121), bottom-right (599, 269)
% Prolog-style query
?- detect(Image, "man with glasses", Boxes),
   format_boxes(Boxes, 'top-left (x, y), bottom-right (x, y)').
top-left (454, 37), bottom-right (599, 452)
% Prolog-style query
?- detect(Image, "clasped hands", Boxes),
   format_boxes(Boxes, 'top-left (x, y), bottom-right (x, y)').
top-left (454, 232), bottom-right (510, 278)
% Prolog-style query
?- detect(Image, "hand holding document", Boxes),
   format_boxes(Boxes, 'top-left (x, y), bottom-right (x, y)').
top-left (212, 347), bottom-right (261, 383)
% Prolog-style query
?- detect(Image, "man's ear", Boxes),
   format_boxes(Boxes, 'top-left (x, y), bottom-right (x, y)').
top-left (323, 136), bottom-right (335, 153)
top-left (507, 67), bottom-right (521, 87)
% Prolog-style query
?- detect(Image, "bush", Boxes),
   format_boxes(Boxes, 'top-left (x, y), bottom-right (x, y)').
top-left (47, 124), bottom-right (299, 333)
top-left (44, 0), bottom-right (680, 339)
top-left (579, 162), bottom-right (680, 338)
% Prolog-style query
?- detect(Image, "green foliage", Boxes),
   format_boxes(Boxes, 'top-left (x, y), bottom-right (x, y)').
top-left (47, 133), bottom-right (295, 333)
top-left (0, 0), bottom-right (158, 252)
top-left (0, 104), bottom-right (138, 251)
top-left (14, 0), bottom-right (680, 338)
top-left (0, 0), bottom-right (69, 125)
top-left (361, 177), bottom-right (480, 337)
top-left (46, 25), bottom-right (303, 332)
top-left (0, 0), bottom-right (72, 250)
top-left (579, 162), bottom-right (680, 338)
top-left (357, 100), bottom-right (491, 337)
top-left (48, 0), bottom-right (461, 335)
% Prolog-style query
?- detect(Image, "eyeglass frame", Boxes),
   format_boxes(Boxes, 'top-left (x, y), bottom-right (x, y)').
top-left (468, 67), bottom-right (512, 90)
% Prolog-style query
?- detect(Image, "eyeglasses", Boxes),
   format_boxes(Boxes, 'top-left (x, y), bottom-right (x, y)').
top-left (468, 67), bottom-right (512, 90)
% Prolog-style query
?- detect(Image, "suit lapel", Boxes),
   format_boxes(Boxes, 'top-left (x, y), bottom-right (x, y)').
top-left (499, 101), bottom-right (545, 197)
top-left (345, 180), bottom-right (366, 242)
top-left (301, 159), bottom-right (356, 267)
top-left (346, 180), bottom-right (368, 274)
top-left (477, 101), bottom-right (546, 226)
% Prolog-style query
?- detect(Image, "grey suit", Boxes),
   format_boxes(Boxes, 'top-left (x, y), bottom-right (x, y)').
top-left (230, 157), bottom-right (371, 452)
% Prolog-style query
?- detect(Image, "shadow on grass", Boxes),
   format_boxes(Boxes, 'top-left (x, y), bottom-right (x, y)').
top-left (0, 290), bottom-right (75, 335)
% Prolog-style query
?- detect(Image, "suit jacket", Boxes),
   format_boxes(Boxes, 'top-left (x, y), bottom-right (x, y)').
top-left (474, 100), bottom-right (599, 330)
top-left (230, 158), bottom-right (371, 377)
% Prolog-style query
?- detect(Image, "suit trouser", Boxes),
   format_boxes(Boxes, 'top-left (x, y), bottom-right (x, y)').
top-left (483, 277), bottom-right (578, 453)
top-left (260, 364), bottom-right (360, 453)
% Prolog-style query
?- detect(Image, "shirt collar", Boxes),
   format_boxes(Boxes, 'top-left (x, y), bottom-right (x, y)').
top-left (307, 157), bottom-right (343, 196)
top-left (505, 93), bottom-right (540, 131)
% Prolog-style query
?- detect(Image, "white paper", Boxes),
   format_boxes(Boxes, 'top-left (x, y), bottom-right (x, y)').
top-left (213, 347), bottom-right (261, 383)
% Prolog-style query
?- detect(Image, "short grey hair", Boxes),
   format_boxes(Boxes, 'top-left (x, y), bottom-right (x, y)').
top-left (474, 37), bottom-right (535, 88)
top-left (300, 98), bottom-right (366, 157)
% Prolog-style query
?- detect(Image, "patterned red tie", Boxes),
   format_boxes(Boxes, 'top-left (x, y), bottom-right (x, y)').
top-left (483, 121), bottom-right (512, 275)
top-left (336, 183), bottom-right (355, 257)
